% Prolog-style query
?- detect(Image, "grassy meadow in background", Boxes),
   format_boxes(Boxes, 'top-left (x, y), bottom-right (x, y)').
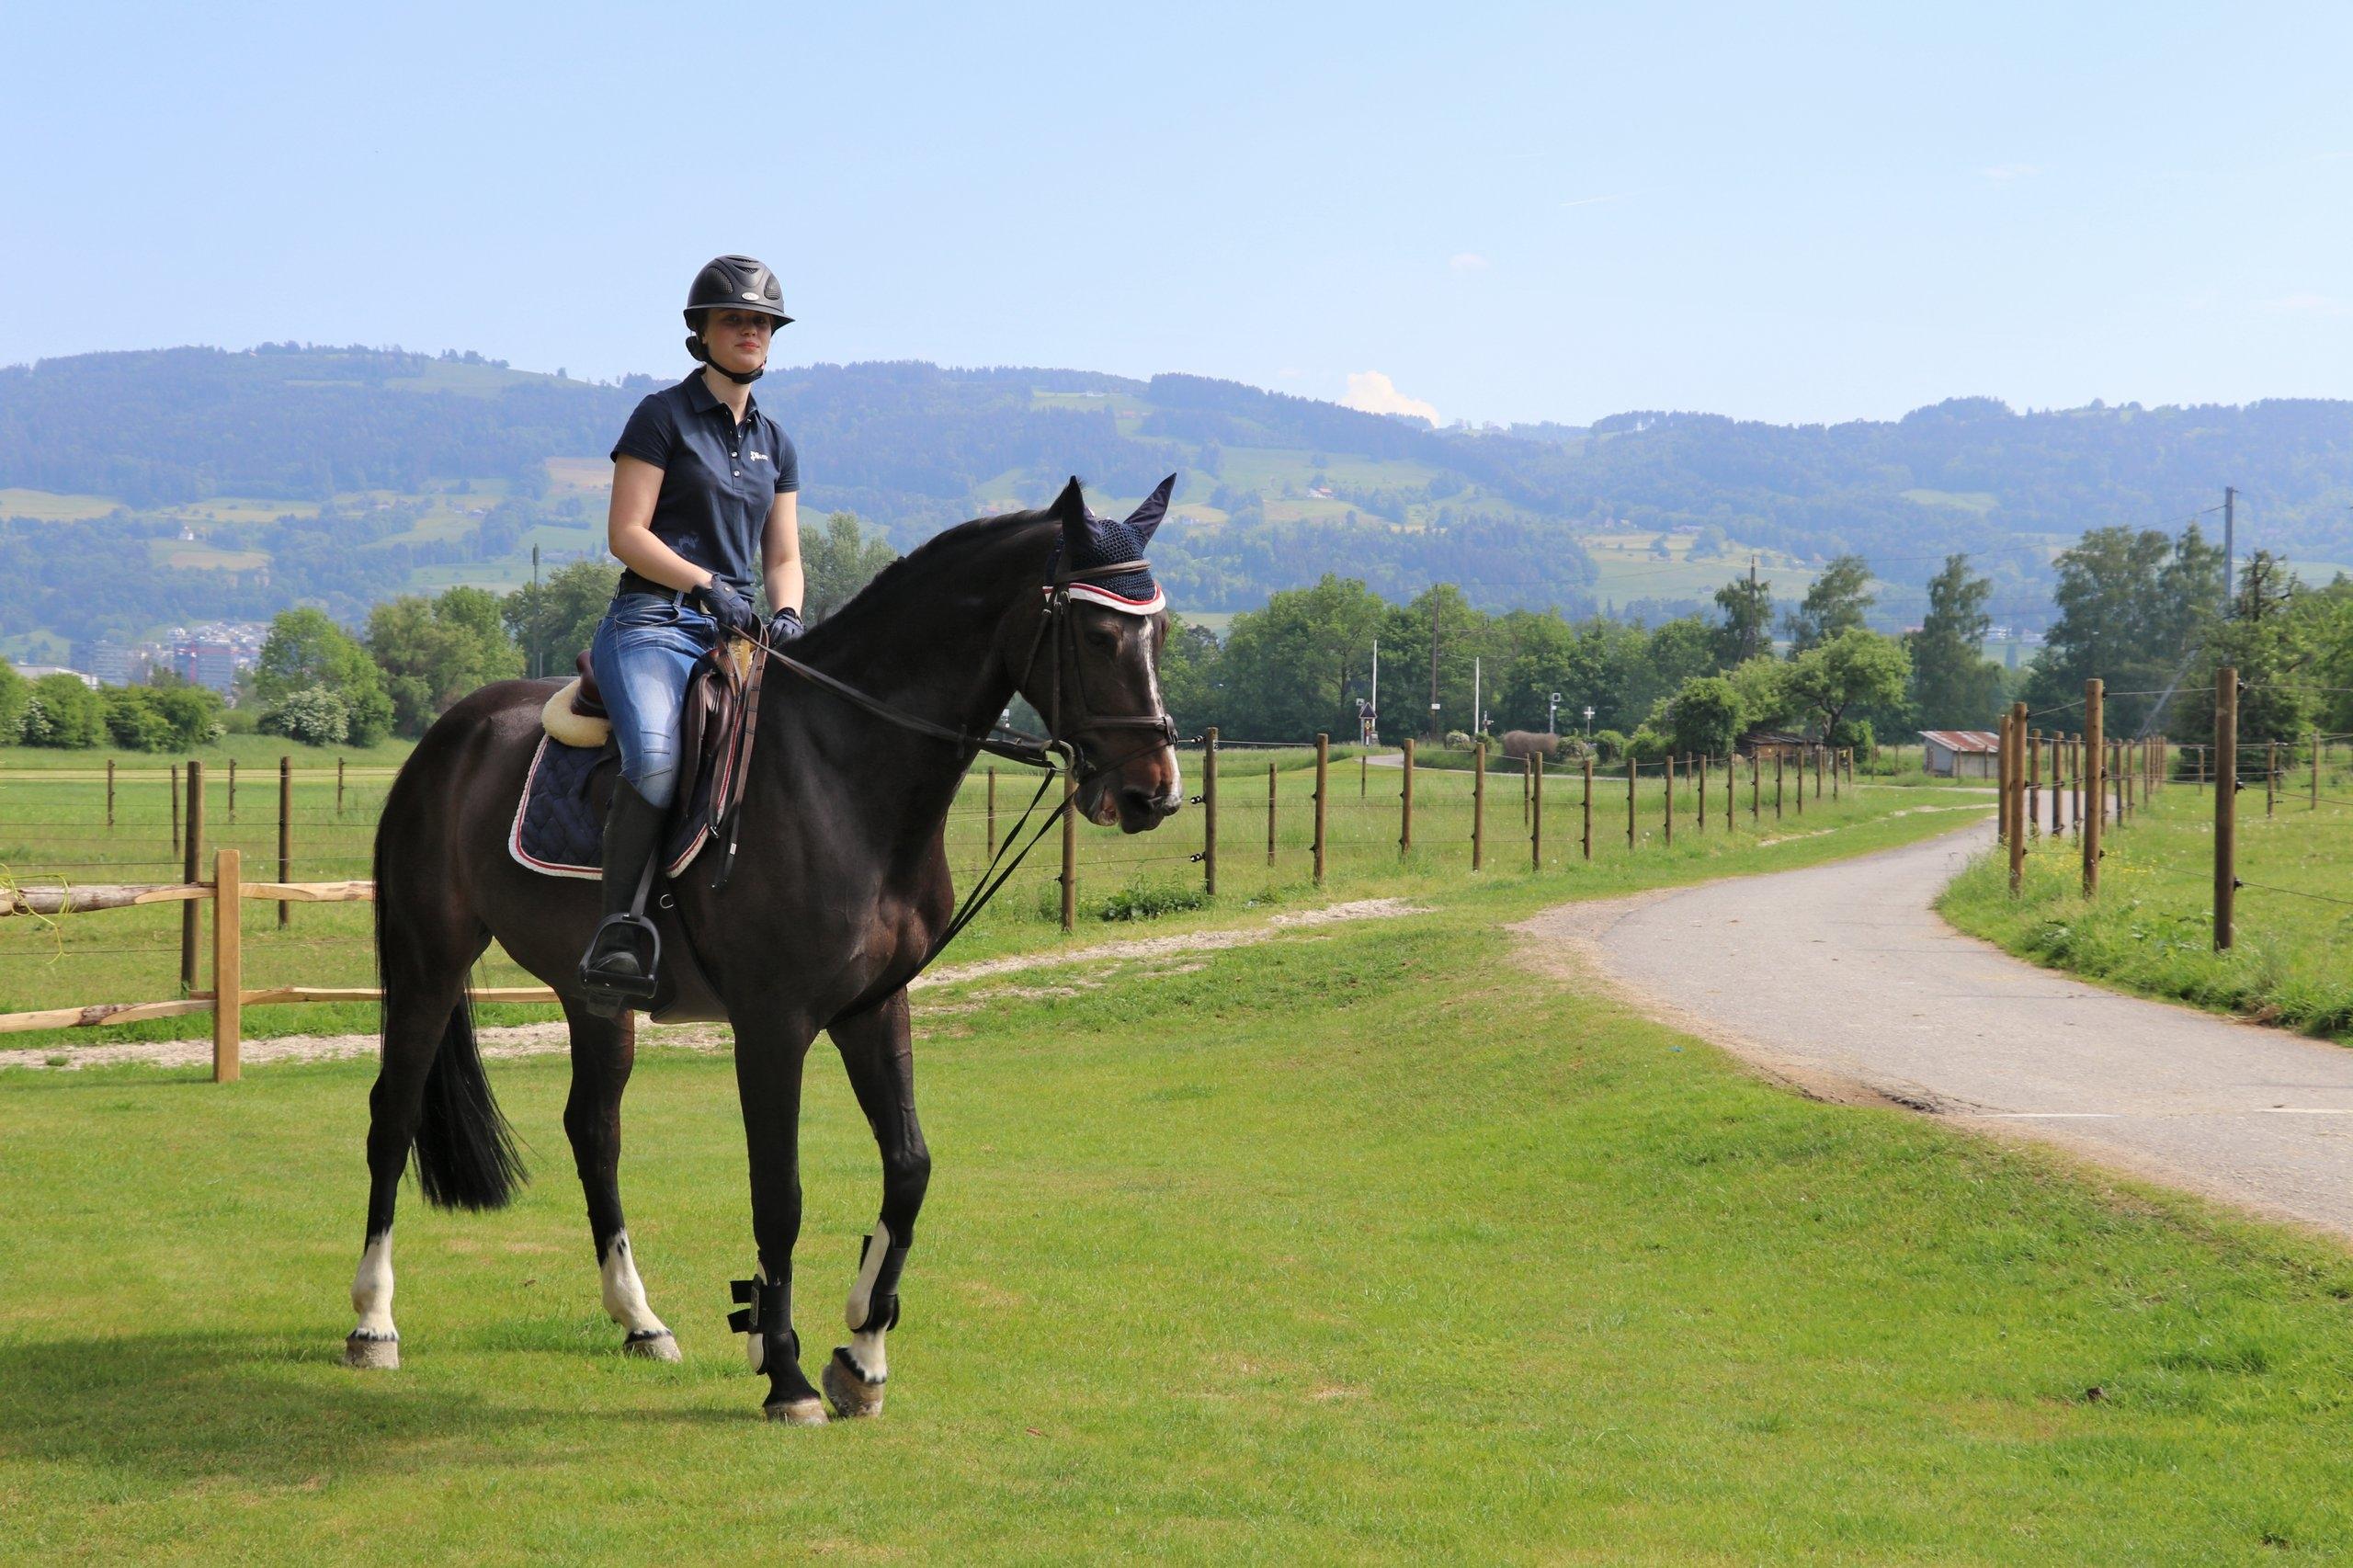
top-left (1939, 757), bottom-right (2353, 1043)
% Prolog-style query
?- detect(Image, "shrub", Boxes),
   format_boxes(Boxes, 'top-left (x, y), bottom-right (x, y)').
top-left (262, 685), bottom-right (352, 746)
top-left (1097, 875), bottom-right (1211, 922)
top-left (103, 687), bottom-right (177, 751)
top-left (1444, 729), bottom-right (1473, 749)
top-left (1592, 728), bottom-right (1628, 762)
top-left (20, 674), bottom-right (108, 748)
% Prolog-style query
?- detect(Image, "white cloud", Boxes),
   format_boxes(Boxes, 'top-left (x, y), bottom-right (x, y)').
top-left (1342, 371), bottom-right (1440, 426)
top-left (1981, 164), bottom-right (2039, 183)
top-left (2260, 291), bottom-right (2353, 317)
top-left (1449, 252), bottom-right (1490, 272)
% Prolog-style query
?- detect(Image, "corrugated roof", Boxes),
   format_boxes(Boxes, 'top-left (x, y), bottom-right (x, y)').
top-left (1918, 729), bottom-right (2002, 753)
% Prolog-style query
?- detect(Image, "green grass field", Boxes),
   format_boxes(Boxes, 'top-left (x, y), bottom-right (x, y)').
top-left (0, 744), bottom-right (1970, 1052)
top-left (1939, 756), bottom-right (2353, 1043)
top-left (17, 796), bottom-right (2353, 1560)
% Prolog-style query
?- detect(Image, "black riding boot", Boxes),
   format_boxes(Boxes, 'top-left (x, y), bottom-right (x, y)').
top-left (576, 779), bottom-right (666, 1009)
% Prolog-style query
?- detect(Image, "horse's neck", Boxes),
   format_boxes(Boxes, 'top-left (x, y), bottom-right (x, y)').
top-left (760, 550), bottom-right (1034, 853)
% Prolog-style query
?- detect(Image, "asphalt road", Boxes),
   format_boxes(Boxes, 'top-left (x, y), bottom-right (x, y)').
top-left (1525, 814), bottom-right (2353, 1240)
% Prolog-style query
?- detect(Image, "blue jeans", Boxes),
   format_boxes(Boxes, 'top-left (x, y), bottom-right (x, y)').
top-left (590, 592), bottom-right (717, 810)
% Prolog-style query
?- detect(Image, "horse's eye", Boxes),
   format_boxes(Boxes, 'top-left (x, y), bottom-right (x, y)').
top-left (1086, 627), bottom-right (1120, 651)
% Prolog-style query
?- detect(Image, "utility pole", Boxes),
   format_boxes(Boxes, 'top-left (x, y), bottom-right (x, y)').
top-left (1472, 656), bottom-right (1483, 739)
top-left (1427, 603), bottom-right (1441, 740)
top-left (1370, 638), bottom-right (1379, 744)
top-left (2222, 485), bottom-right (2236, 610)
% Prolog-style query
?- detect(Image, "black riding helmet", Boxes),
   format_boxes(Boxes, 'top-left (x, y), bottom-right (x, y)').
top-left (684, 255), bottom-right (792, 384)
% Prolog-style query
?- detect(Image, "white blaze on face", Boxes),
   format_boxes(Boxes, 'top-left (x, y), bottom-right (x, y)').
top-left (599, 1231), bottom-right (668, 1337)
top-left (1139, 623), bottom-right (1179, 800)
top-left (350, 1232), bottom-right (396, 1340)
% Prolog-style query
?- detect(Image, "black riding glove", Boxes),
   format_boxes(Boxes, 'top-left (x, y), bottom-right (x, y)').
top-left (766, 607), bottom-right (804, 645)
top-left (694, 577), bottom-right (760, 640)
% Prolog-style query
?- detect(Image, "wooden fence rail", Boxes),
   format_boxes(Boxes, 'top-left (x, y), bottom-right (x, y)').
top-left (0, 851), bottom-right (556, 1079)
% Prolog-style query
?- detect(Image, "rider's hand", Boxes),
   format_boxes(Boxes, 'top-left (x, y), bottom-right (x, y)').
top-left (694, 577), bottom-right (760, 640)
top-left (766, 607), bottom-right (804, 644)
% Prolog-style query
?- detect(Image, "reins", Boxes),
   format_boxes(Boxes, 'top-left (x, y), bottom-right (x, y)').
top-left (733, 554), bottom-right (1180, 969)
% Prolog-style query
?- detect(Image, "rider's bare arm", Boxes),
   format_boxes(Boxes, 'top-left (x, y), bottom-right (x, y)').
top-left (763, 491), bottom-right (803, 617)
top-left (607, 455), bottom-right (713, 591)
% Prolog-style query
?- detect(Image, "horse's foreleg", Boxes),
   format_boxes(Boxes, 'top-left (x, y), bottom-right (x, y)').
top-left (347, 967), bottom-right (468, 1369)
top-left (732, 1017), bottom-right (825, 1423)
top-left (822, 991), bottom-right (929, 1419)
top-left (562, 1002), bottom-right (678, 1361)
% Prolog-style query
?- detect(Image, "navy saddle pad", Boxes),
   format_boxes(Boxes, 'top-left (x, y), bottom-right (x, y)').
top-left (507, 737), bottom-right (713, 881)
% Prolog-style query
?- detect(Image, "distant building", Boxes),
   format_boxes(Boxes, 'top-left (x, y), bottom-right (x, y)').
top-left (1920, 730), bottom-right (2002, 778)
top-left (17, 665), bottom-right (100, 689)
top-left (84, 640), bottom-right (153, 686)
top-left (174, 640), bottom-right (242, 694)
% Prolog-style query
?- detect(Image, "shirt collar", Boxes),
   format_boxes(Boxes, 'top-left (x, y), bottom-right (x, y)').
top-left (678, 371), bottom-right (758, 422)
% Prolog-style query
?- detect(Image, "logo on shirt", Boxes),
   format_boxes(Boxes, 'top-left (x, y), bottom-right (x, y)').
top-left (746, 450), bottom-right (771, 464)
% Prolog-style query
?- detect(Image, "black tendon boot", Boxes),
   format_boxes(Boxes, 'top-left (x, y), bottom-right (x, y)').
top-left (730, 1275), bottom-right (825, 1423)
top-left (576, 779), bottom-right (666, 1013)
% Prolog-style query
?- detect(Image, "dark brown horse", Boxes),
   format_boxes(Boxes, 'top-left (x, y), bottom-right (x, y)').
top-left (347, 478), bottom-right (1181, 1422)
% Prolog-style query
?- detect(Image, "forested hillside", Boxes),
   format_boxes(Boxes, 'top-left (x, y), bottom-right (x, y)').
top-left (3, 344), bottom-right (2349, 655)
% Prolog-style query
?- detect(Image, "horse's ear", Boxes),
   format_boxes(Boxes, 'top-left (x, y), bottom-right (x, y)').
top-left (1049, 475), bottom-right (1088, 529)
top-left (1122, 473), bottom-right (1176, 544)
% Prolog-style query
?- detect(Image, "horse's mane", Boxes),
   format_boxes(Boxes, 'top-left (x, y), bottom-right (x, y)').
top-left (793, 509), bottom-right (1056, 658)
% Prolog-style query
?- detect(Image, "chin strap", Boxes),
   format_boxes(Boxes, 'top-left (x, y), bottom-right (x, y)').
top-left (685, 334), bottom-right (764, 384)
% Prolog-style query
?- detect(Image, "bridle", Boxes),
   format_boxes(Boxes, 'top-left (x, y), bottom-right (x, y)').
top-left (1011, 556), bottom-right (1182, 758)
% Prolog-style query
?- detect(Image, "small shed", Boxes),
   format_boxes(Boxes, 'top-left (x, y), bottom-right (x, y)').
top-left (1736, 729), bottom-right (1811, 760)
top-left (1919, 730), bottom-right (2001, 778)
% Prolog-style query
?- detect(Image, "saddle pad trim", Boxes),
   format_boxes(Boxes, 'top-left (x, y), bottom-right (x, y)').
top-left (508, 734), bottom-right (709, 882)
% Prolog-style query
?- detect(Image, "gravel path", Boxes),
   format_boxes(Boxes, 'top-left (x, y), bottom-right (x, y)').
top-left (1521, 819), bottom-right (2353, 1241)
top-left (0, 898), bottom-right (1427, 1074)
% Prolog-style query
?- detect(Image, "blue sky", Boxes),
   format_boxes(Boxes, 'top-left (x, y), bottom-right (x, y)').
top-left (6, 2), bottom-right (2351, 426)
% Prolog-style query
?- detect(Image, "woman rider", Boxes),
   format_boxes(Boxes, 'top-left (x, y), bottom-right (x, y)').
top-left (577, 255), bottom-right (804, 999)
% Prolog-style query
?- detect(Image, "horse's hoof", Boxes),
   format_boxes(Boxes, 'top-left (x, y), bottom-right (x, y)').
top-left (822, 1346), bottom-right (886, 1418)
top-left (344, 1333), bottom-right (400, 1369)
top-left (764, 1396), bottom-right (828, 1426)
top-left (623, 1329), bottom-right (681, 1363)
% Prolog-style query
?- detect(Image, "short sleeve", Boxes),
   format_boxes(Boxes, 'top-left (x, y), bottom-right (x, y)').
top-left (609, 394), bottom-right (675, 469)
top-left (770, 427), bottom-right (800, 494)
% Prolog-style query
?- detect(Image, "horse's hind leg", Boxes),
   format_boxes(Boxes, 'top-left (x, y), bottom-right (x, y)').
top-left (562, 1000), bottom-right (678, 1360)
top-left (821, 991), bottom-right (929, 1419)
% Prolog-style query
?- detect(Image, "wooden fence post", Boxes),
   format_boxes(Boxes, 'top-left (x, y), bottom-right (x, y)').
top-left (170, 762), bottom-right (181, 855)
top-left (1400, 737), bottom-right (1415, 856)
top-left (2071, 733), bottom-right (2083, 835)
top-left (1698, 752), bottom-right (1709, 831)
top-left (1061, 767), bottom-right (1078, 932)
top-left (1627, 757), bottom-right (1638, 849)
top-left (1792, 748), bottom-right (1803, 817)
top-left (1313, 733), bottom-right (1329, 886)
top-left (2007, 705), bottom-right (2027, 893)
top-left (986, 767), bottom-right (997, 854)
top-left (2049, 731), bottom-right (2063, 836)
top-left (107, 758), bottom-right (116, 829)
top-left (1725, 755), bottom-right (1733, 832)
top-left (1521, 755), bottom-right (1531, 825)
top-left (1664, 754), bottom-right (1675, 846)
top-left (1582, 755), bottom-right (1594, 861)
top-left (181, 758), bottom-right (204, 994)
top-left (1267, 761), bottom-right (1278, 867)
top-left (1750, 752), bottom-right (1759, 824)
top-left (2215, 665), bottom-right (2236, 949)
top-left (1360, 749), bottom-right (1368, 801)
top-left (1813, 744), bottom-right (1824, 801)
top-left (1774, 750), bottom-right (1784, 820)
top-left (2114, 740), bottom-right (2125, 824)
top-left (2028, 728), bottom-right (2040, 835)
top-left (2083, 682), bottom-right (2104, 897)
top-left (212, 846), bottom-right (241, 1084)
top-left (1530, 752), bottom-right (1544, 869)
top-left (336, 756), bottom-right (346, 816)
top-left (2267, 740), bottom-right (2278, 818)
top-left (1472, 738), bottom-right (1486, 870)
top-left (1201, 728), bottom-right (1219, 894)
top-left (228, 757), bottom-right (237, 823)
top-left (2315, 731), bottom-right (2323, 812)
top-left (1995, 712), bottom-right (2010, 846)
top-left (278, 755), bottom-right (293, 929)
top-left (1829, 744), bottom-right (1838, 802)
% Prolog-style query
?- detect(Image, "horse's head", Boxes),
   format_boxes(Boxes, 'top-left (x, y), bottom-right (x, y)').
top-left (1014, 475), bottom-right (1185, 834)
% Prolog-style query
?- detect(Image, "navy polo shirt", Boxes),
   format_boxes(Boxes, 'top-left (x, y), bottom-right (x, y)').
top-left (609, 374), bottom-right (799, 592)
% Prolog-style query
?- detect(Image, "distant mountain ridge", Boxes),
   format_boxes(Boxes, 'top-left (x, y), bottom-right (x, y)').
top-left (3, 345), bottom-right (2349, 654)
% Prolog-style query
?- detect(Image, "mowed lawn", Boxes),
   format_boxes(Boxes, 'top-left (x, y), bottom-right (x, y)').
top-left (8, 889), bottom-right (2353, 1562)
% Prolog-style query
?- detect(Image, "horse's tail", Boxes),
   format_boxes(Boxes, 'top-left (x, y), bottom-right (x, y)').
top-left (374, 782), bottom-right (526, 1213)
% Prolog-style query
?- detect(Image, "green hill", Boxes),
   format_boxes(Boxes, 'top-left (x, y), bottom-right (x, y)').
top-left (3, 347), bottom-right (2349, 654)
